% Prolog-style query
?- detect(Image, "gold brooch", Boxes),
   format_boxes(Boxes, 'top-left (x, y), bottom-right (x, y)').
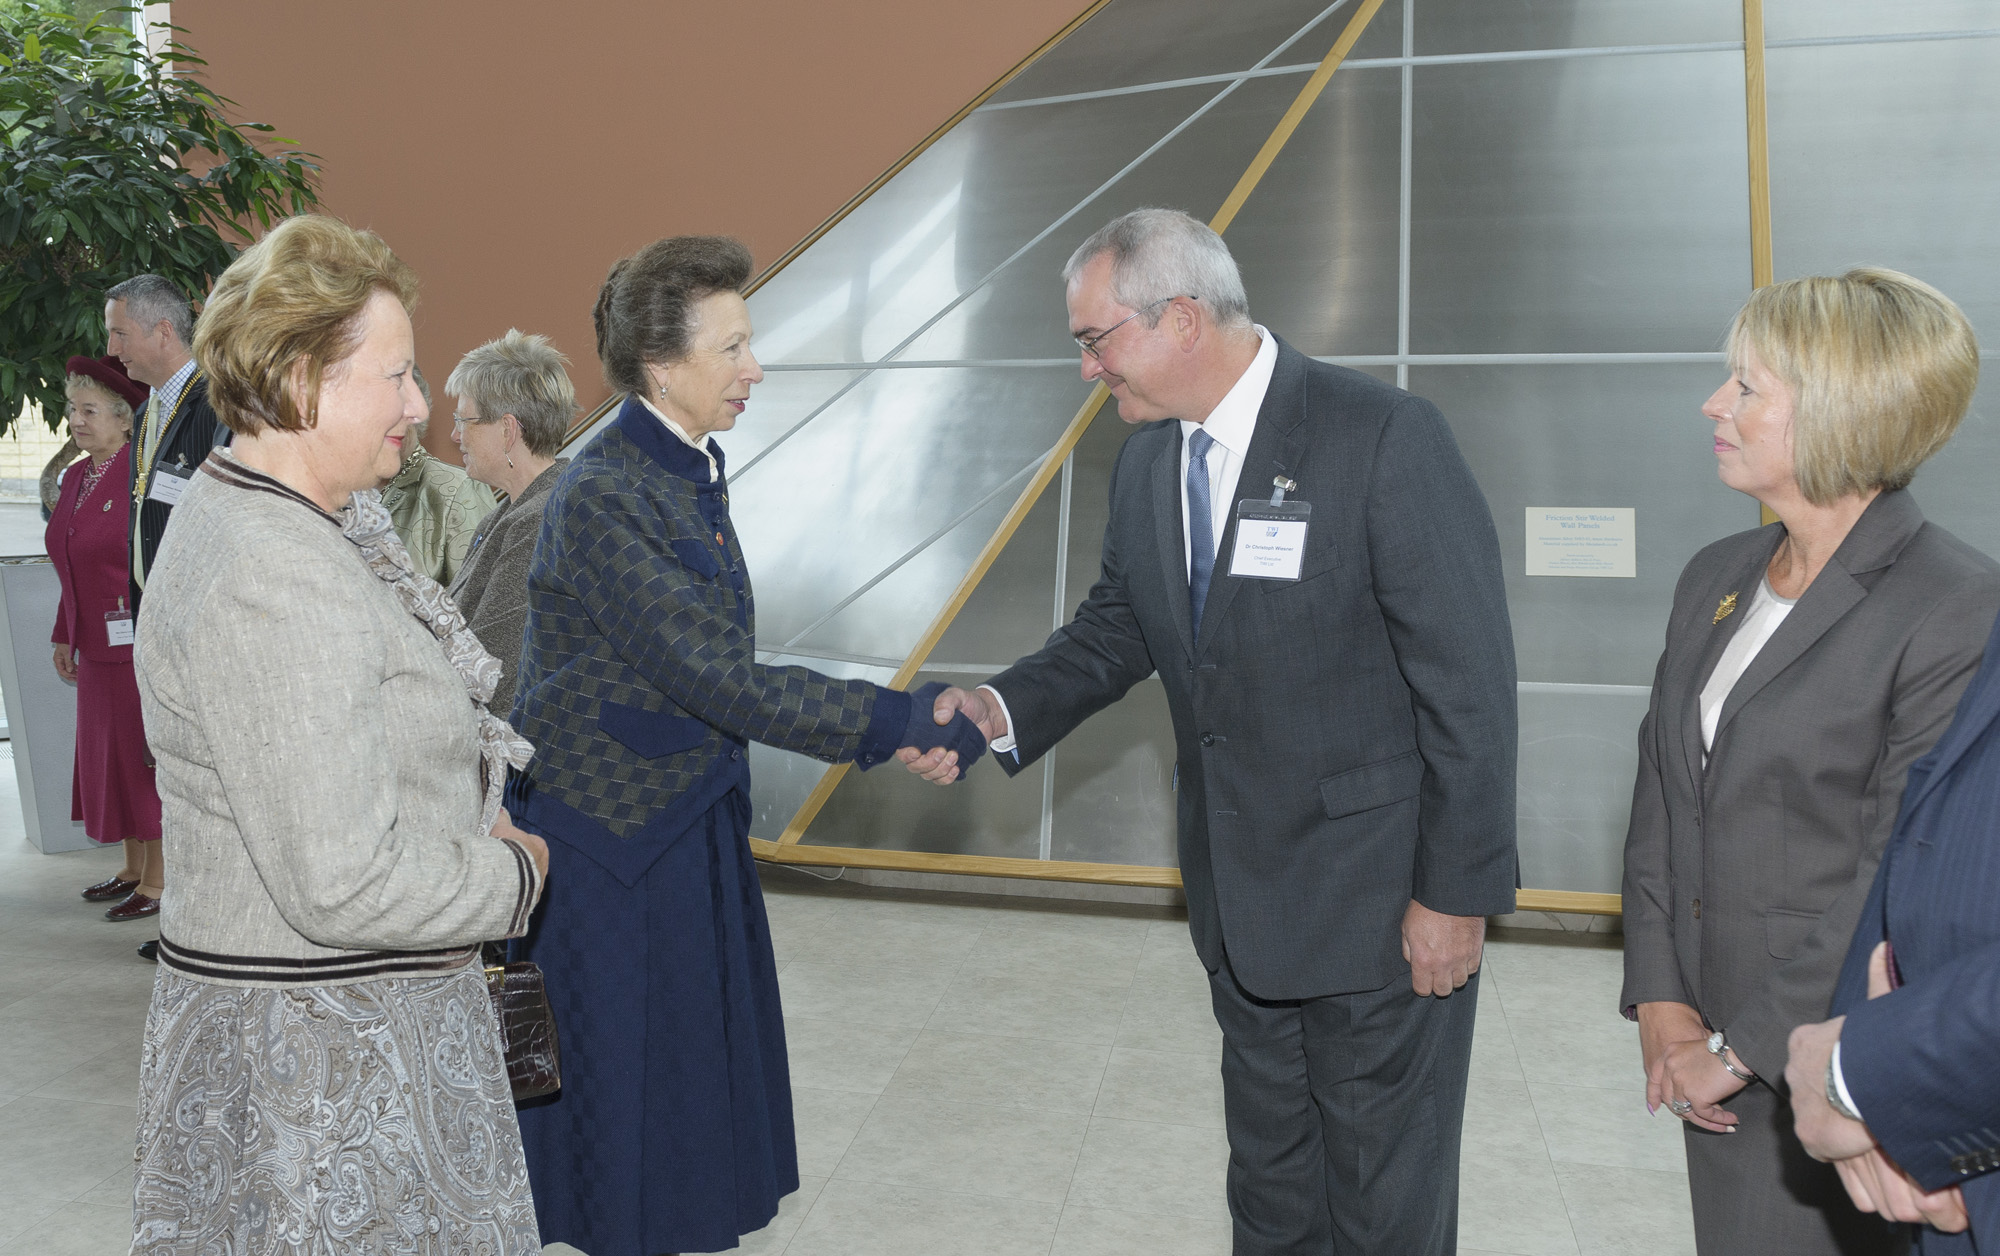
top-left (1713, 592), bottom-right (1738, 624)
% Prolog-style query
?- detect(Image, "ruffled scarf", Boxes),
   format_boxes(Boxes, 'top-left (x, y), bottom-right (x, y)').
top-left (340, 486), bottom-right (533, 835)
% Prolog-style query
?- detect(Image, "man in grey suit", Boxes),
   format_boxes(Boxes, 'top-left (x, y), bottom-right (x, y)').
top-left (903, 208), bottom-right (1519, 1253)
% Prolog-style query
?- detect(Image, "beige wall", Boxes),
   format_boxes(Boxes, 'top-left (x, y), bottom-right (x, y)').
top-left (176, 0), bottom-right (1084, 459)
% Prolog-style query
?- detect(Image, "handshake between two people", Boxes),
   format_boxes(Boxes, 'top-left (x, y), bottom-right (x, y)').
top-left (895, 684), bottom-right (1010, 786)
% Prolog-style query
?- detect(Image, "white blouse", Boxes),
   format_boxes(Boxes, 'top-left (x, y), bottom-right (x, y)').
top-left (1700, 576), bottom-right (1798, 757)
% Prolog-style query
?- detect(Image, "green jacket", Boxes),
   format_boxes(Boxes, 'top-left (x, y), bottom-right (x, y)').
top-left (380, 448), bottom-right (497, 586)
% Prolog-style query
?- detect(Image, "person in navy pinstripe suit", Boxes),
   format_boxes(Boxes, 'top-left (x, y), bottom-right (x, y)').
top-left (1787, 606), bottom-right (2000, 1252)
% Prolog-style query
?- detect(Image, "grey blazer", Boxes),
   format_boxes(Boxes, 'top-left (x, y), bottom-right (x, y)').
top-left (448, 458), bottom-right (567, 715)
top-left (988, 338), bottom-right (1518, 1000)
top-left (1619, 489), bottom-right (2000, 1078)
top-left (135, 455), bottom-right (542, 987)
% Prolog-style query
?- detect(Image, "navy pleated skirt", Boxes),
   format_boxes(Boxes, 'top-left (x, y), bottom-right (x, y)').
top-left (512, 788), bottom-right (797, 1256)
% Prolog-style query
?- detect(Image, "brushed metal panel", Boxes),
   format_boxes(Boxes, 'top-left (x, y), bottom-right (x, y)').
top-left (1409, 364), bottom-right (1754, 686)
top-left (1906, 377), bottom-right (2000, 565)
top-left (990, 0), bottom-right (1403, 107)
top-left (717, 370), bottom-right (863, 469)
top-left (799, 668), bottom-right (1044, 858)
top-left (1409, 52), bottom-right (1751, 353)
top-left (923, 482), bottom-right (1065, 668)
top-left (1766, 2), bottom-right (2000, 40)
top-left (903, 71), bottom-right (1335, 362)
top-left (1224, 66), bottom-right (1402, 357)
top-left (1048, 676), bottom-right (1179, 868)
top-left (1767, 39), bottom-right (2000, 345)
top-left (1415, 0), bottom-right (1740, 56)
top-left (748, 84), bottom-right (1219, 366)
top-left (1516, 685), bottom-right (1648, 895)
top-left (731, 367), bottom-right (1090, 654)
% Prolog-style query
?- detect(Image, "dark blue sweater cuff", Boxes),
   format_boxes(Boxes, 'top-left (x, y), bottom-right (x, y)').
top-left (855, 687), bottom-right (911, 771)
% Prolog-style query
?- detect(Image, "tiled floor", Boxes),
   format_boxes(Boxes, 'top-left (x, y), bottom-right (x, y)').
top-left (0, 782), bottom-right (1692, 1255)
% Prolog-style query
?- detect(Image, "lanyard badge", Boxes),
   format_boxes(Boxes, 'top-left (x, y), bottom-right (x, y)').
top-left (1229, 476), bottom-right (1311, 581)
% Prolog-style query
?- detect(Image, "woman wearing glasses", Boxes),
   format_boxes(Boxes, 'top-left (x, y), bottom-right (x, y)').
top-left (444, 330), bottom-right (574, 713)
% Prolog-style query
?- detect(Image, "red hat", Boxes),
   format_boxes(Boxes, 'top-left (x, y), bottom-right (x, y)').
top-left (65, 354), bottom-right (150, 413)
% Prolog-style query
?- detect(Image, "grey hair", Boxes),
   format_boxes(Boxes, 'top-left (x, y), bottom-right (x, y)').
top-left (105, 274), bottom-right (194, 348)
top-left (64, 374), bottom-right (136, 432)
top-left (446, 330), bottom-right (577, 458)
top-left (1062, 208), bottom-right (1250, 330)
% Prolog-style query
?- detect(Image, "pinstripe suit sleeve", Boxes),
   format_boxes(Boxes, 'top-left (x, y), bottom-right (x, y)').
top-left (1363, 396), bottom-right (1518, 917)
top-left (985, 435), bottom-right (1156, 774)
top-left (1842, 939), bottom-right (2000, 1190)
top-left (563, 472), bottom-right (906, 765)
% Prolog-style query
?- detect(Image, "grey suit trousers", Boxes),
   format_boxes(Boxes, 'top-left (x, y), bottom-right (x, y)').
top-left (1209, 950), bottom-right (1478, 1255)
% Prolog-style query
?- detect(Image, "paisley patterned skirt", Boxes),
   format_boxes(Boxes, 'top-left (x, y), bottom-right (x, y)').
top-left (132, 965), bottom-right (539, 1255)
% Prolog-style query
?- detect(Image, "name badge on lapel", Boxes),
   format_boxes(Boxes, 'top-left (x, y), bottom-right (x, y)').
top-left (1228, 476), bottom-right (1311, 581)
top-left (146, 462), bottom-right (192, 507)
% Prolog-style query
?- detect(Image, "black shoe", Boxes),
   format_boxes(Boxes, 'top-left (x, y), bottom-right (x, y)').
top-left (137, 940), bottom-right (158, 962)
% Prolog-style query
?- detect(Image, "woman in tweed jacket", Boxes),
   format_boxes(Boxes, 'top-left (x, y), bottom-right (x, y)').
top-left (131, 215), bottom-right (550, 1254)
top-left (505, 236), bottom-right (985, 1256)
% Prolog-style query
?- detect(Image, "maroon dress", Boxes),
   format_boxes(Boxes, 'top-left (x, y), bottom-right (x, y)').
top-left (47, 444), bottom-right (160, 842)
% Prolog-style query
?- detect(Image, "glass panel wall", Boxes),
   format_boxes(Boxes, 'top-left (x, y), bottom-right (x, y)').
top-left (564, 0), bottom-right (2000, 895)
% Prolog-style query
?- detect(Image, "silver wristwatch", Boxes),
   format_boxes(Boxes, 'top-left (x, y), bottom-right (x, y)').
top-left (1706, 1030), bottom-right (1757, 1082)
top-left (1825, 1058), bottom-right (1863, 1121)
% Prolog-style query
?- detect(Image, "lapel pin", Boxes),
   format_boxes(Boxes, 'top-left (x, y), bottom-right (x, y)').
top-left (1713, 591), bottom-right (1738, 624)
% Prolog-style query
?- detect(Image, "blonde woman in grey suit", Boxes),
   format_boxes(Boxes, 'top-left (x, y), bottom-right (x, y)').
top-left (1621, 269), bottom-right (1999, 1255)
top-left (131, 215), bottom-right (550, 1254)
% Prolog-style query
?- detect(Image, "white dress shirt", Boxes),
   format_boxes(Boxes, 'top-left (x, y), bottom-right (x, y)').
top-left (1179, 325), bottom-right (1277, 578)
top-left (986, 326), bottom-right (1276, 754)
top-left (638, 394), bottom-right (720, 483)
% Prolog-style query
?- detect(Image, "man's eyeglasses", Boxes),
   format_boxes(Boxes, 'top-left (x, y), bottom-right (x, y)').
top-left (1074, 295), bottom-right (1191, 360)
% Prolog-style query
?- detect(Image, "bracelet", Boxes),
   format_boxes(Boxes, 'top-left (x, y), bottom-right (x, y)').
top-left (1706, 1030), bottom-right (1758, 1082)
top-left (1825, 1058), bottom-right (1863, 1121)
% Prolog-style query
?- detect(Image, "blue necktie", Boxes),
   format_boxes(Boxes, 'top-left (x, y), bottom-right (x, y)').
top-left (1186, 428), bottom-right (1216, 636)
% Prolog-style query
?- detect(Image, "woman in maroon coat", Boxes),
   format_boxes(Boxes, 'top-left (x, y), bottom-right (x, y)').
top-left (51, 355), bottom-right (163, 920)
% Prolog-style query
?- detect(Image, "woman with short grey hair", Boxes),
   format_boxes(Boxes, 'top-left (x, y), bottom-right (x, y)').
top-left (445, 329), bottom-right (575, 711)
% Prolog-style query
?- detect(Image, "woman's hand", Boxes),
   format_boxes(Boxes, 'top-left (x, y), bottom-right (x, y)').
top-left (1639, 1001), bottom-right (1745, 1131)
top-left (493, 811), bottom-right (549, 882)
top-left (52, 644), bottom-right (77, 683)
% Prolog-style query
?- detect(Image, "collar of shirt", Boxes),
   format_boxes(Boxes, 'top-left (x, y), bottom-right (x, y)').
top-left (152, 358), bottom-right (198, 428)
top-left (1178, 326), bottom-right (1275, 469)
top-left (638, 394), bottom-right (720, 483)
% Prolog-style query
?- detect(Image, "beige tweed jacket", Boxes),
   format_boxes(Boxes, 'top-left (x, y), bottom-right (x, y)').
top-left (134, 455), bottom-right (541, 987)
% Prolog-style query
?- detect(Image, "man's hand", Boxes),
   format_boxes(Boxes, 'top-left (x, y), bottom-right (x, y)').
top-left (1786, 943), bottom-right (1965, 1229)
top-left (897, 686), bottom-right (1011, 783)
top-left (1787, 1015), bottom-right (1870, 1160)
top-left (1835, 1148), bottom-right (1968, 1232)
top-left (52, 644), bottom-right (77, 683)
top-left (1401, 900), bottom-right (1483, 998)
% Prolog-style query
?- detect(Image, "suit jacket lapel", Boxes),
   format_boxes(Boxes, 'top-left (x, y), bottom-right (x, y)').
top-left (1710, 491), bottom-right (1927, 750)
top-left (1151, 429), bottom-right (1195, 665)
top-left (1678, 538), bottom-right (1774, 791)
top-left (1193, 339), bottom-right (1308, 660)
top-left (151, 372), bottom-right (205, 469)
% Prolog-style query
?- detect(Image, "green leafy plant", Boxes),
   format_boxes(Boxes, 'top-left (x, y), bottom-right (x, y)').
top-left (0, 2), bottom-right (319, 433)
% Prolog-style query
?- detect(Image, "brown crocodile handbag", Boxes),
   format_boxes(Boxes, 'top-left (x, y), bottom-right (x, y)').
top-left (485, 961), bottom-right (562, 1101)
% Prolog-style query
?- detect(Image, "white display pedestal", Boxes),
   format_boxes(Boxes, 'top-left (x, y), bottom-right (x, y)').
top-left (0, 558), bottom-right (90, 853)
